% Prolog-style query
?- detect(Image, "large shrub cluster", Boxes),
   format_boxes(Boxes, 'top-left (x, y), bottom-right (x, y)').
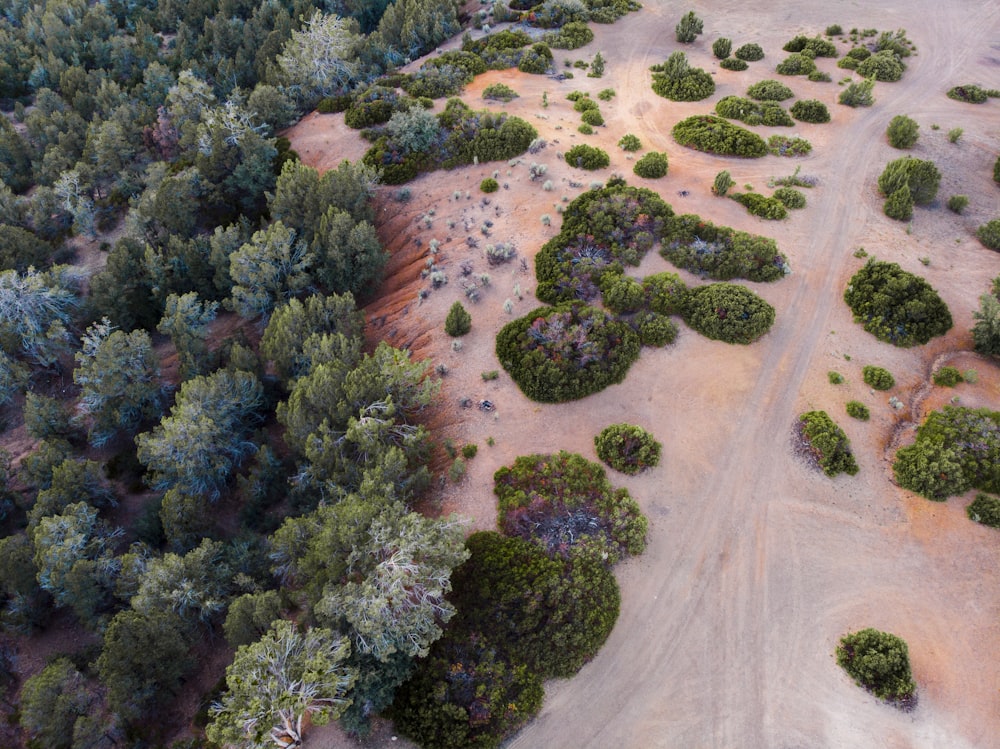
top-left (715, 96), bottom-right (794, 126)
top-left (837, 629), bottom-right (916, 703)
top-left (544, 21), bottom-right (595, 49)
top-left (594, 424), bottom-right (661, 475)
top-left (660, 214), bottom-right (789, 282)
top-left (894, 406), bottom-right (1000, 500)
top-left (797, 410), bottom-right (859, 476)
top-left (681, 283), bottom-right (776, 344)
top-left (844, 260), bottom-right (952, 346)
top-left (496, 303), bottom-right (641, 402)
top-left (671, 116), bottom-right (768, 158)
top-left (650, 51), bottom-right (715, 102)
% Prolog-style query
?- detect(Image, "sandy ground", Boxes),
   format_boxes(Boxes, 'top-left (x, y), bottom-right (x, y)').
top-left (289, 1), bottom-right (1000, 747)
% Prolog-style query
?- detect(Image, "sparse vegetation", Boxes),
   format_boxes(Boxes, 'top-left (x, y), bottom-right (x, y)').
top-left (768, 135), bottom-right (813, 157)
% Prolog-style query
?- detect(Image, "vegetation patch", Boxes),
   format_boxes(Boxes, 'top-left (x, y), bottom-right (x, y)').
top-left (716, 96), bottom-right (794, 126)
top-left (946, 84), bottom-right (1000, 104)
top-left (496, 303), bottom-right (641, 402)
top-left (746, 79), bottom-right (794, 101)
top-left (671, 115), bottom-right (768, 158)
top-left (775, 54), bottom-right (817, 76)
top-left (844, 260), bottom-right (952, 347)
top-left (720, 57), bottom-right (749, 71)
top-left (618, 133), bottom-right (642, 151)
top-left (837, 629), bottom-right (916, 705)
top-left (967, 494), bottom-right (1000, 528)
top-left (856, 50), bottom-right (905, 81)
top-left (633, 152), bottom-right (669, 179)
top-left (782, 35), bottom-right (838, 57)
top-left (483, 82), bottom-right (520, 102)
top-left (767, 135), bottom-right (812, 157)
top-left (734, 43), bottom-right (765, 61)
top-left (594, 424), bottom-right (662, 475)
top-left (544, 21), bottom-right (595, 50)
top-left (846, 401), bottom-right (870, 421)
top-left (932, 366), bottom-right (963, 387)
top-left (839, 79), bottom-right (875, 108)
top-left (660, 215), bottom-right (789, 282)
top-left (773, 187), bottom-right (806, 209)
top-left (650, 51), bottom-right (715, 102)
top-left (862, 365), bottom-right (894, 390)
top-left (978, 219), bottom-right (1000, 251)
top-left (565, 144), bottom-right (610, 170)
top-left (730, 192), bottom-right (789, 220)
top-left (796, 410), bottom-right (859, 476)
top-left (681, 283), bottom-right (776, 344)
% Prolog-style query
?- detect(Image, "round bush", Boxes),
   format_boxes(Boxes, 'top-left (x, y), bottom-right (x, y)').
top-left (746, 79), bottom-right (794, 101)
top-left (878, 157), bottom-right (940, 205)
top-left (565, 144), bottom-right (610, 170)
top-left (595, 423), bottom-right (661, 475)
top-left (836, 629), bottom-right (916, 703)
top-left (633, 152), bottom-right (668, 179)
top-left (862, 365), bottom-right (895, 390)
top-left (581, 109), bottom-right (604, 127)
top-left (671, 115), bottom-right (768, 158)
top-left (445, 301), bottom-right (472, 336)
top-left (518, 43), bottom-right (554, 74)
top-left (734, 43), bottom-right (764, 61)
top-left (719, 57), bottom-right (748, 71)
top-left (713, 37), bottom-right (732, 59)
top-left (857, 51), bottom-right (905, 82)
top-left (618, 133), bottom-right (642, 151)
top-left (773, 187), bottom-right (806, 209)
top-left (790, 99), bottom-right (830, 123)
top-left (932, 366), bottom-right (963, 387)
top-left (967, 493), bottom-right (1000, 528)
top-left (775, 53), bottom-right (816, 76)
top-left (496, 304), bottom-right (641, 402)
top-left (977, 219), bottom-right (1000, 251)
top-left (651, 65), bottom-right (715, 102)
top-left (636, 312), bottom-right (679, 347)
top-left (480, 177), bottom-right (499, 193)
top-left (886, 114), bottom-right (919, 149)
top-left (682, 283), bottom-right (775, 344)
top-left (846, 401), bottom-right (870, 421)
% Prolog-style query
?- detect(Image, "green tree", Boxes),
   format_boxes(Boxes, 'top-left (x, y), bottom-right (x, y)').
top-left (386, 105), bottom-right (440, 154)
top-left (973, 292), bottom-right (1000, 355)
top-left (74, 319), bottom-right (162, 446)
top-left (712, 170), bottom-right (734, 196)
top-left (836, 628), bottom-right (916, 701)
top-left (224, 590), bottom-right (283, 647)
top-left (19, 657), bottom-right (93, 749)
top-left (23, 392), bottom-right (72, 441)
top-left (878, 156), bottom-right (940, 205)
top-left (978, 219), bottom-right (1000, 251)
top-left (839, 78), bottom-right (875, 107)
top-left (444, 301), bottom-right (472, 336)
top-left (0, 265), bottom-right (78, 369)
top-left (675, 10), bottom-right (703, 43)
top-left (131, 539), bottom-right (232, 625)
top-left (229, 221), bottom-right (313, 321)
top-left (86, 237), bottom-right (159, 332)
top-left (310, 207), bottom-right (386, 297)
top-left (275, 11), bottom-right (361, 104)
top-left (29, 458), bottom-right (117, 529)
top-left (883, 184), bottom-right (913, 221)
top-left (886, 114), bottom-right (919, 149)
top-left (207, 621), bottom-right (358, 749)
top-left (157, 292), bottom-right (218, 380)
top-left (712, 37), bottom-right (732, 59)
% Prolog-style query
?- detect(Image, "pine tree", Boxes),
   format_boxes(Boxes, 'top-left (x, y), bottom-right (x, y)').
top-left (444, 301), bottom-right (471, 336)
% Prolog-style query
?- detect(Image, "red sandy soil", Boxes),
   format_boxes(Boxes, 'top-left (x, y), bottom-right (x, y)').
top-left (291, 1), bottom-right (1000, 746)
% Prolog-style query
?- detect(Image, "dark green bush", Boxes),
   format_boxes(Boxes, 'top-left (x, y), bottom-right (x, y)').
top-left (618, 133), bottom-right (642, 151)
top-left (857, 50), bottom-right (905, 81)
top-left (635, 311), bottom-right (679, 346)
top-left (445, 301), bottom-right (472, 336)
top-left (716, 95), bottom-right (794, 126)
top-left (932, 366), bottom-right (963, 387)
top-left (650, 52), bottom-right (715, 102)
top-left (862, 365), bottom-right (894, 390)
top-left (977, 219), bottom-right (1000, 251)
top-left (826, 24), bottom-right (843, 35)
top-left (878, 156), bottom-right (940, 205)
top-left (798, 410), bottom-right (859, 476)
top-left (565, 144), bottom-right (610, 170)
top-left (316, 95), bottom-right (351, 113)
top-left (495, 451), bottom-right (648, 558)
top-left (671, 115), bottom-right (768, 158)
top-left (632, 152), bottom-right (668, 179)
top-left (601, 274), bottom-right (645, 313)
top-left (768, 135), bottom-right (812, 157)
top-left (946, 84), bottom-right (990, 104)
top-left (773, 187), bottom-right (806, 209)
top-left (734, 43), bottom-right (765, 61)
top-left (660, 214), bottom-right (788, 282)
top-left (496, 304), bottom-right (641, 402)
top-left (967, 494), bottom-right (1000, 528)
top-left (675, 10), bottom-right (703, 43)
top-left (790, 98), bottom-right (830, 122)
top-left (480, 177), bottom-right (499, 193)
top-left (483, 83), bottom-right (519, 102)
top-left (581, 109), bottom-right (605, 126)
top-left (682, 283), bottom-right (776, 344)
top-left (402, 64), bottom-right (473, 99)
top-left (518, 43), bottom-right (554, 74)
top-left (883, 185), bottom-right (913, 221)
top-left (641, 272), bottom-right (689, 314)
top-left (731, 192), bottom-right (788, 220)
top-left (594, 424), bottom-right (661, 475)
top-left (995, 155), bottom-right (1000, 185)
top-left (720, 57), bottom-right (748, 71)
top-left (713, 38), bottom-right (732, 59)
top-left (775, 53), bottom-right (817, 76)
top-left (846, 401), bottom-right (870, 421)
top-left (783, 35), bottom-right (838, 57)
top-left (746, 79), bottom-right (794, 101)
top-left (845, 261), bottom-right (952, 347)
top-left (828, 371), bottom-right (845, 384)
top-left (544, 21), bottom-right (595, 50)
top-left (946, 195), bottom-right (969, 214)
top-left (886, 114), bottom-right (919, 149)
top-left (839, 79), bottom-right (875, 107)
top-left (422, 50), bottom-right (489, 80)
top-left (837, 629), bottom-right (916, 703)
top-left (807, 70), bottom-right (831, 82)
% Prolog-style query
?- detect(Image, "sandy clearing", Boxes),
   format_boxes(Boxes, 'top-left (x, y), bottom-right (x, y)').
top-left (295, 1), bottom-right (1000, 747)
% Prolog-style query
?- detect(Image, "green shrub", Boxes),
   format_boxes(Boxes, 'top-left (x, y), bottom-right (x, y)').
top-left (839, 78), bottom-right (875, 107)
top-left (672, 115), bottom-right (768, 158)
top-left (946, 84), bottom-right (990, 104)
top-left (462, 443), bottom-right (479, 459)
top-left (495, 451), bottom-right (648, 558)
top-left (635, 311), bottom-right (679, 346)
top-left (731, 192), bottom-right (788, 220)
top-left (518, 43), bottom-right (554, 74)
top-left (886, 114), bottom-right (919, 148)
top-left (773, 187), bottom-right (806, 209)
top-left (768, 135), bottom-right (812, 157)
top-left (776, 53), bottom-right (817, 76)
top-left (995, 155), bottom-right (1000, 186)
top-left (783, 35), bottom-right (838, 57)
top-left (845, 261), bottom-right (952, 347)
top-left (862, 365), bottom-right (894, 390)
top-left (719, 57), bottom-right (749, 71)
top-left (828, 371), bottom-right (844, 384)
top-left (578, 123), bottom-right (594, 135)
top-left (595, 424), bottom-right (661, 475)
top-left (878, 156), bottom-right (940, 205)
top-left (483, 83), bottom-right (520, 102)
top-left (581, 109), bottom-right (604, 126)
top-left (544, 21), bottom-right (595, 50)
top-left (948, 127), bottom-right (963, 143)
top-left (618, 133), bottom-right (642, 151)
top-left (716, 95), bottom-right (794, 126)
top-left (798, 410), bottom-right (859, 476)
top-left (857, 50), bottom-right (905, 81)
top-left (496, 304), bottom-right (641, 402)
top-left (808, 70), bottom-right (831, 82)
top-left (837, 629), bottom-right (916, 703)
top-left (660, 215), bottom-right (788, 282)
top-left (746, 79), bottom-right (794, 101)
top-left (480, 177), bottom-right (500, 193)
top-left (883, 185), bottom-right (913, 221)
top-left (712, 170), bottom-right (734, 196)
top-left (826, 24), bottom-right (843, 36)
top-left (650, 52), bottom-right (715, 101)
top-left (713, 37), bottom-right (732, 59)
top-left (933, 366), bottom-right (963, 387)
top-left (632, 152), bottom-right (668, 179)
top-left (846, 401), bottom-right (870, 421)
top-left (675, 10), bottom-right (703, 43)
top-left (977, 219), bottom-right (1000, 251)
top-left (682, 283), bottom-right (776, 344)
top-left (967, 494), bottom-right (1000, 528)
top-left (597, 88), bottom-right (616, 101)
top-left (445, 301), bottom-right (472, 336)
top-left (734, 43), bottom-right (765, 61)
top-left (565, 144), bottom-right (610, 170)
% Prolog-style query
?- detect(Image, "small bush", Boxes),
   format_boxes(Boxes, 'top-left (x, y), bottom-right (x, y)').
top-left (445, 301), bottom-right (472, 336)
top-left (461, 443), bottom-right (479, 459)
top-left (846, 401), bottom-right (870, 421)
top-left (598, 88), bottom-right (616, 101)
top-left (967, 494), bottom-right (1000, 528)
top-left (734, 43), bottom-right (765, 61)
top-left (713, 37), bottom-right (732, 59)
top-left (932, 366), bottom-right (963, 387)
top-left (995, 155), bottom-right (1000, 185)
top-left (862, 365), bottom-right (895, 390)
top-left (731, 192), bottom-right (788, 220)
top-left (635, 312), bottom-right (679, 347)
top-left (946, 84), bottom-right (990, 104)
top-left (857, 50), bottom-right (905, 82)
top-left (581, 109), bottom-right (604, 126)
top-left (886, 114), bottom-right (919, 149)
top-left (836, 629), bottom-right (916, 703)
top-left (774, 187), bottom-right (806, 209)
top-left (544, 21), bottom-right (594, 50)
top-left (675, 10), bottom-right (703, 43)
top-left (682, 283), bottom-right (776, 344)
top-left (948, 127), bottom-right (963, 144)
top-left (518, 43), bottom-right (554, 74)
top-left (618, 133), bottom-right (641, 151)
top-left (783, 35), bottom-right (838, 57)
top-left (716, 95), bottom-right (794, 126)
top-left (578, 123), bottom-right (594, 134)
top-left (826, 24), bottom-right (843, 36)
top-left (565, 144), bottom-right (610, 170)
top-left (828, 371), bottom-right (844, 384)
top-left (977, 219), bottom-right (1000, 251)
top-left (633, 152), bottom-right (668, 179)
top-left (650, 52), bottom-right (715, 102)
top-left (595, 423), bottom-right (661, 474)
top-left (483, 83), bottom-right (520, 102)
top-left (719, 57), bottom-right (748, 71)
top-left (480, 177), bottom-right (499, 193)
top-left (839, 79), bottom-right (875, 107)
top-left (712, 170), bottom-right (734, 196)
top-left (768, 135), bottom-right (812, 157)
top-left (798, 410), bottom-right (859, 476)
top-left (883, 185), bottom-right (913, 221)
top-left (746, 79), bottom-right (794, 101)
top-left (808, 70), bottom-right (831, 82)
top-left (776, 54), bottom-right (817, 76)
top-left (672, 115), bottom-right (768, 158)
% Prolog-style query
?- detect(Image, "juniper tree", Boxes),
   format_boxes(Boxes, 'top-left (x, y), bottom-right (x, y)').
top-left (675, 10), bottom-right (703, 43)
top-left (229, 221), bottom-right (313, 321)
top-left (157, 292), bottom-right (219, 380)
